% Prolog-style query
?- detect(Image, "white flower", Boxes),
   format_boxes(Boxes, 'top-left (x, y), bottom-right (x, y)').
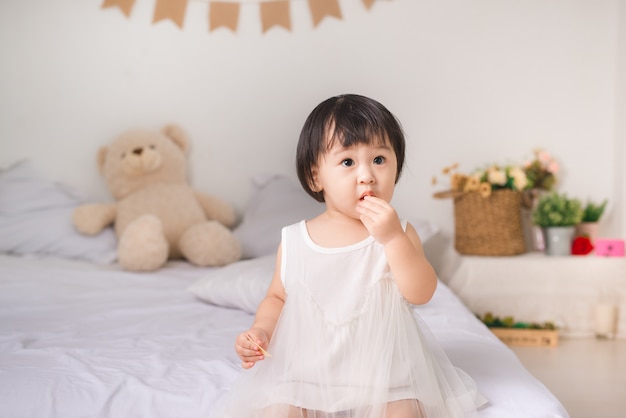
top-left (509, 166), bottom-right (528, 190)
top-left (487, 167), bottom-right (507, 186)
top-left (513, 175), bottom-right (528, 190)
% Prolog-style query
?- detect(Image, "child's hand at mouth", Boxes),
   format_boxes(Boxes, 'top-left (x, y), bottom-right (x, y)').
top-left (357, 194), bottom-right (404, 245)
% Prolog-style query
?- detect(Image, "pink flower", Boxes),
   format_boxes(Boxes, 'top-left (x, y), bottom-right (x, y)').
top-left (547, 161), bottom-right (559, 174)
top-left (537, 150), bottom-right (552, 164)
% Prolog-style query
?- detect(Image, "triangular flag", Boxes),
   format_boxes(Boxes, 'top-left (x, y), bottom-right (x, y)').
top-left (153, 0), bottom-right (188, 29)
top-left (362, 0), bottom-right (376, 10)
top-left (260, 1), bottom-right (291, 33)
top-left (209, 2), bottom-right (240, 32)
top-left (101, 0), bottom-right (135, 17)
top-left (308, 0), bottom-right (341, 27)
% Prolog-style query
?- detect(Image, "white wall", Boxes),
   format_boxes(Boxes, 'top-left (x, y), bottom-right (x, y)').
top-left (618, 0), bottom-right (626, 239)
top-left (1, 0), bottom-right (623, 242)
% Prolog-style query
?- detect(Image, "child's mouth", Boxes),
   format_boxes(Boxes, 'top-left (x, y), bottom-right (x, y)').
top-left (360, 191), bottom-right (375, 201)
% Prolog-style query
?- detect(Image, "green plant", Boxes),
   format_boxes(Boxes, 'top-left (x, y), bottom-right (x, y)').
top-left (477, 312), bottom-right (557, 330)
top-left (532, 192), bottom-right (582, 227)
top-left (581, 199), bottom-right (608, 222)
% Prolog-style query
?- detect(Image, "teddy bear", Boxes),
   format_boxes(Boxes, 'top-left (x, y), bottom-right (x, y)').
top-left (72, 124), bottom-right (242, 271)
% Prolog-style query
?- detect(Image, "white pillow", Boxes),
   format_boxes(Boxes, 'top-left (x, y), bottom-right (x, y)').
top-left (233, 174), bottom-right (325, 259)
top-left (0, 160), bottom-right (118, 264)
top-left (188, 254), bottom-right (275, 313)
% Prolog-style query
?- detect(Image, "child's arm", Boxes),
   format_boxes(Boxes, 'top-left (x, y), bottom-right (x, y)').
top-left (357, 196), bottom-right (438, 305)
top-left (384, 222), bottom-right (438, 305)
top-left (235, 244), bottom-right (286, 369)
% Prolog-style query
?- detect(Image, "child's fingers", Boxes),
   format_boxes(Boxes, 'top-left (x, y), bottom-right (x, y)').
top-left (357, 202), bottom-right (404, 245)
top-left (235, 333), bottom-right (270, 370)
top-left (359, 195), bottom-right (389, 211)
top-left (238, 351), bottom-right (264, 369)
top-left (235, 330), bottom-right (271, 369)
top-left (246, 334), bottom-right (272, 357)
top-left (240, 352), bottom-right (264, 369)
top-left (236, 335), bottom-right (263, 358)
top-left (357, 198), bottom-right (396, 223)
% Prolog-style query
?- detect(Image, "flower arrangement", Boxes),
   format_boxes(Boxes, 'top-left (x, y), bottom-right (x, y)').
top-left (523, 149), bottom-right (559, 191)
top-left (581, 199), bottom-right (608, 223)
top-left (532, 192), bottom-right (582, 227)
top-left (433, 162), bottom-right (528, 199)
top-left (433, 149), bottom-right (559, 198)
top-left (432, 151), bottom-right (561, 256)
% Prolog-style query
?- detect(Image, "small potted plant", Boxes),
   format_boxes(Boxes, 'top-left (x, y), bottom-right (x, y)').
top-left (576, 199), bottom-right (608, 243)
top-left (532, 192), bottom-right (583, 256)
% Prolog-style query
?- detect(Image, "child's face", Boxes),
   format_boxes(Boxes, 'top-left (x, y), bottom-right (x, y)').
top-left (312, 135), bottom-right (398, 219)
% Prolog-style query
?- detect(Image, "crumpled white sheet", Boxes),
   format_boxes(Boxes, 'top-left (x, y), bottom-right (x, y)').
top-left (0, 255), bottom-right (568, 418)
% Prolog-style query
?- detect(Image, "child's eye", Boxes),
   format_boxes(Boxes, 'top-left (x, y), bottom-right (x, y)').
top-left (341, 159), bottom-right (355, 167)
top-left (373, 156), bottom-right (385, 165)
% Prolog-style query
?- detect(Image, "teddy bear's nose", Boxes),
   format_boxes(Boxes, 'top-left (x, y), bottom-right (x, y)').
top-left (132, 147), bottom-right (143, 156)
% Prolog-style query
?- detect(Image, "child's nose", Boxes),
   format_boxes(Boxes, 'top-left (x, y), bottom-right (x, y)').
top-left (358, 166), bottom-right (375, 184)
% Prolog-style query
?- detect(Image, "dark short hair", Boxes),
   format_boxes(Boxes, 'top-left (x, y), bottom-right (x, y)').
top-left (296, 94), bottom-right (406, 202)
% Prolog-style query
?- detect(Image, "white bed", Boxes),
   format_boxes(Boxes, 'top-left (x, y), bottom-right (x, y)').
top-left (0, 161), bottom-right (570, 417)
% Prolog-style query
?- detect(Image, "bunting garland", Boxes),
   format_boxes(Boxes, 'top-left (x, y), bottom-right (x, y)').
top-left (362, 0), bottom-right (376, 10)
top-left (101, 0), bottom-right (387, 33)
top-left (153, 0), bottom-right (188, 28)
top-left (102, 0), bottom-right (135, 17)
top-left (308, 0), bottom-right (341, 27)
top-left (260, 1), bottom-right (291, 32)
top-left (209, 2), bottom-right (240, 31)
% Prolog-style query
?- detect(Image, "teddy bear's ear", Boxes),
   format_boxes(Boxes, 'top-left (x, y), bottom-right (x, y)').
top-left (162, 124), bottom-right (189, 153)
top-left (97, 146), bottom-right (108, 174)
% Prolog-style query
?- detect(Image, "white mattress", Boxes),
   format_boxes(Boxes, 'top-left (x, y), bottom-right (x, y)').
top-left (0, 254), bottom-right (569, 417)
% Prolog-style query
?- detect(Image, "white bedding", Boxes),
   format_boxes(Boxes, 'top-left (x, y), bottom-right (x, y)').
top-left (0, 254), bottom-right (569, 418)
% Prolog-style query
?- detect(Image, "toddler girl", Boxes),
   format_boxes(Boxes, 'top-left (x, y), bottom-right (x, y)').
top-left (217, 94), bottom-right (486, 418)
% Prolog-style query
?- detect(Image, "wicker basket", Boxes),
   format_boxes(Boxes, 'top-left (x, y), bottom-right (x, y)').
top-left (443, 189), bottom-right (526, 256)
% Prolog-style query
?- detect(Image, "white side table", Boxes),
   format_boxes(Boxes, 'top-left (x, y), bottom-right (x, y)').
top-left (441, 253), bottom-right (626, 338)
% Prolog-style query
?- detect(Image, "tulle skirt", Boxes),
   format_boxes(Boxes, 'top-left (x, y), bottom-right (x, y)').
top-left (213, 275), bottom-right (486, 418)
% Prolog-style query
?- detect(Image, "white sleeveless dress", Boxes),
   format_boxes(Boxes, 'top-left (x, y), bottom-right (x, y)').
top-left (214, 221), bottom-right (486, 418)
